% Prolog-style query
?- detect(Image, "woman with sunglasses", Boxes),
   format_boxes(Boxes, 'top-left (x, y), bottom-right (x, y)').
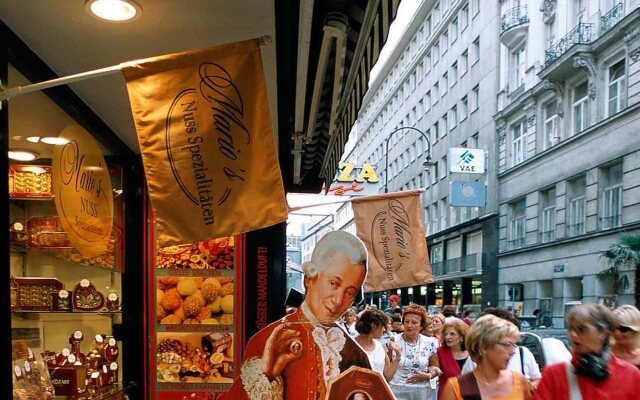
top-left (612, 304), bottom-right (640, 368)
top-left (534, 303), bottom-right (640, 400)
top-left (441, 314), bottom-right (531, 400)
top-left (388, 305), bottom-right (441, 400)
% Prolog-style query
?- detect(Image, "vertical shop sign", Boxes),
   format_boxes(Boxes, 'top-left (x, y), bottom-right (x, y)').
top-left (353, 190), bottom-right (432, 292)
top-left (122, 40), bottom-right (288, 247)
top-left (243, 223), bottom-right (286, 343)
top-left (51, 125), bottom-right (114, 258)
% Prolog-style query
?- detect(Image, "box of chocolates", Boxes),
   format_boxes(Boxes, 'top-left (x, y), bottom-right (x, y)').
top-left (48, 365), bottom-right (87, 396)
top-left (26, 217), bottom-right (72, 248)
top-left (9, 165), bottom-right (53, 199)
top-left (12, 277), bottom-right (64, 311)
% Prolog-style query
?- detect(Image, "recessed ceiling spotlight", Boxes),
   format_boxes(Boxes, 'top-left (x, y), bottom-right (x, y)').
top-left (8, 149), bottom-right (39, 161)
top-left (26, 136), bottom-right (41, 143)
top-left (41, 136), bottom-right (70, 145)
top-left (85, 0), bottom-right (142, 22)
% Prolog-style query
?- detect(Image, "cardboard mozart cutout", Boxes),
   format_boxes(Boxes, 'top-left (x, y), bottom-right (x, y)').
top-left (228, 231), bottom-right (395, 399)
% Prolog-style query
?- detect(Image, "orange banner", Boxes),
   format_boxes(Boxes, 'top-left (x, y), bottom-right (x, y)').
top-left (352, 190), bottom-right (432, 292)
top-left (122, 40), bottom-right (287, 246)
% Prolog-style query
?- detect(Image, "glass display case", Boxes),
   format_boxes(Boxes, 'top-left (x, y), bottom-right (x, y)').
top-left (5, 59), bottom-right (141, 399)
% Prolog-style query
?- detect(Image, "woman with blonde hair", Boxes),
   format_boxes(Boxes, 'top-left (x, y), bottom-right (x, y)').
top-left (431, 313), bottom-right (446, 343)
top-left (612, 304), bottom-right (640, 368)
top-left (441, 314), bottom-right (531, 400)
top-left (388, 304), bottom-right (441, 400)
top-left (421, 316), bottom-right (435, 337)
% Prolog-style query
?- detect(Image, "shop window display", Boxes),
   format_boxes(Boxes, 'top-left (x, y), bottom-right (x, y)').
top-left (7, 64), bottom-right (134, 398)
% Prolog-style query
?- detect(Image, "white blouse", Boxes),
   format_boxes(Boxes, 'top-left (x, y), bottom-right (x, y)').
top-left (389, 333), bottom-right (439, 388)
top-left (361, 339), bottom-right (387, 377)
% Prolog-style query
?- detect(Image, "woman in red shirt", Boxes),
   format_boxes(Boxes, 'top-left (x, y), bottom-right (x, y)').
top-left (534, 304), bottom-right (640, 400)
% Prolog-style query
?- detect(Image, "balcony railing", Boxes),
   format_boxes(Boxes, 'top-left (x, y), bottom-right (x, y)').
top-left (508, 237), bottom-right (525, 250)
top-left (600, 214), bottom-right (622, 230)
top-left (431, 253), bottom-right (484, 277)
top-left (501, 5), bottom-right (530, 32)
top-left (540, 230), bottom-right (555, 243)
top-left (544, 23), bottom-right (594, 66)
top-left (567, 222), bottom-right (585, 236)
top-left (431, 262), bottom-right (444, 276)
top-left (601, 3), bottom-right (624, 34)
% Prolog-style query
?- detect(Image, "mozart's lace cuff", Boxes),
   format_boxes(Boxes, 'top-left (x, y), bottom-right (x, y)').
top-left (240, 358), bottom-right (284, 400)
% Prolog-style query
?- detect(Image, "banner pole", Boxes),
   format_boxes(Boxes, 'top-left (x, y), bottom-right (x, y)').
top-left (287, 188), bottom-right (426, 212)
top-left (0, 35), bottom-right (274, 104)
top-left (0, 64), bottom-right (122, 102)
top-left (288, 198), bottom-right (354, 212)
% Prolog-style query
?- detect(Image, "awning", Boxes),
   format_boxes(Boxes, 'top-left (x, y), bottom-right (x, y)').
top-left (276, 0), bottom-right (401, 192)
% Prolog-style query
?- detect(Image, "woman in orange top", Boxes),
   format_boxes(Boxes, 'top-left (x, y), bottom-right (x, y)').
top-left (441, 315), bottom-right (531, 400)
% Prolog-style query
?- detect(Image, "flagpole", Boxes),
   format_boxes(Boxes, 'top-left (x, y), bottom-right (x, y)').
top-left (287, 188), bottom-right (426, 212)
top-left (0, 35), bottom-right (273, 103)
top-left (0, 65), bottom-right (122, 102)
top-left (288, 198), bottom-right (354, 212)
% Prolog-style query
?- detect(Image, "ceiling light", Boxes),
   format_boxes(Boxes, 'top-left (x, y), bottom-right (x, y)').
top-left (85, 0), bottom-right (141, 22)
top-left (26, 136), bottom-right (41, 143)
top-left (8, 150), bottom-right (38, 161)
top-left (41, 136), bottom-right (70, 145)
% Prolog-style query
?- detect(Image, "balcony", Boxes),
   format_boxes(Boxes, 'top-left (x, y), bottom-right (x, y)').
top-left (431, 253), bottom-right (484, 279)
top-left (500, 5), bottom-right (530, 49)
top-left (601, 3), bottom-right (624, 35)
top-left (544, 23), bottom-right (594, 67)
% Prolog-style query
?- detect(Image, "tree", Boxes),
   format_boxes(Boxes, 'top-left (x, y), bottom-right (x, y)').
top-left (599, 233), bottom-right (640, 307)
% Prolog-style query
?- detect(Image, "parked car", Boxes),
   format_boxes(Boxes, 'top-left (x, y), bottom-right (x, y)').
top-left (518, 330), bottom-right (572, 369)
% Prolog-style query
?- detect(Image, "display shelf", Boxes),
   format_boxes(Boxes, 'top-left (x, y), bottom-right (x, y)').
top-left (9, 245), bottom-right (121, 274)
top-left (12, 310), bottom-right (121, 315)
top-left (10, 196), bottom-right (55, 202)
top-left (54, 381), bottom-right (136, 400)
top-left (11, 311), bottom-right (123, 324)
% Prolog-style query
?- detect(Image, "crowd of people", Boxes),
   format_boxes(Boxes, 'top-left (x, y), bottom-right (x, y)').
top-left (231, 231), bottom-right (640, 400)
top-left (338, 299), bottom-right (640, 400)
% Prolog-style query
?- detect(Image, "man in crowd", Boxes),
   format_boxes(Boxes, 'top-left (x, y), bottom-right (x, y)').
top-left (227, 231), bottom-right (371, 399)
top-left (385, 294), bottom-right (401, 315)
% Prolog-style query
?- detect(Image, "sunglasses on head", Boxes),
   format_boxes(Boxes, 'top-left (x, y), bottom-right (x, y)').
top-left (617, 325), bottom-right (635, 333)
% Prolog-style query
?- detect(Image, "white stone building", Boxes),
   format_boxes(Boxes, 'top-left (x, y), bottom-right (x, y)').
top-left (495, 0), bottom-right (640, 326)
top-left (353, 0), bottom-right (502, 308)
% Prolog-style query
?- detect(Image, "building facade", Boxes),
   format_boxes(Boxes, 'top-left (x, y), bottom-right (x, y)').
top-left (496, 0), bottom-right (640, 326)
top-left (353, 0), bottom-right (502, 310)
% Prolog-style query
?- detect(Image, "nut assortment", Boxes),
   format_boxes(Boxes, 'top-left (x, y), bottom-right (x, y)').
top-left (9, 166), bottom-right (53, 198)
top-left (157, 237), bottom-right (234, 269)
top-left (156, 333), bottom-right (234, 384)
top-left (157, 277), bottom-right (234, 325)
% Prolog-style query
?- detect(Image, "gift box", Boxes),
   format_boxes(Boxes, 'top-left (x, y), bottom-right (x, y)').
top-left (325, 366), bottom-right (395, 400)
top-left (48, 365), bottom-right (87, 396)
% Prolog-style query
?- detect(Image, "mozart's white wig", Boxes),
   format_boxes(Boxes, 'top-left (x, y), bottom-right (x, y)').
top-left (302, 231), bottom-right (368, 278)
